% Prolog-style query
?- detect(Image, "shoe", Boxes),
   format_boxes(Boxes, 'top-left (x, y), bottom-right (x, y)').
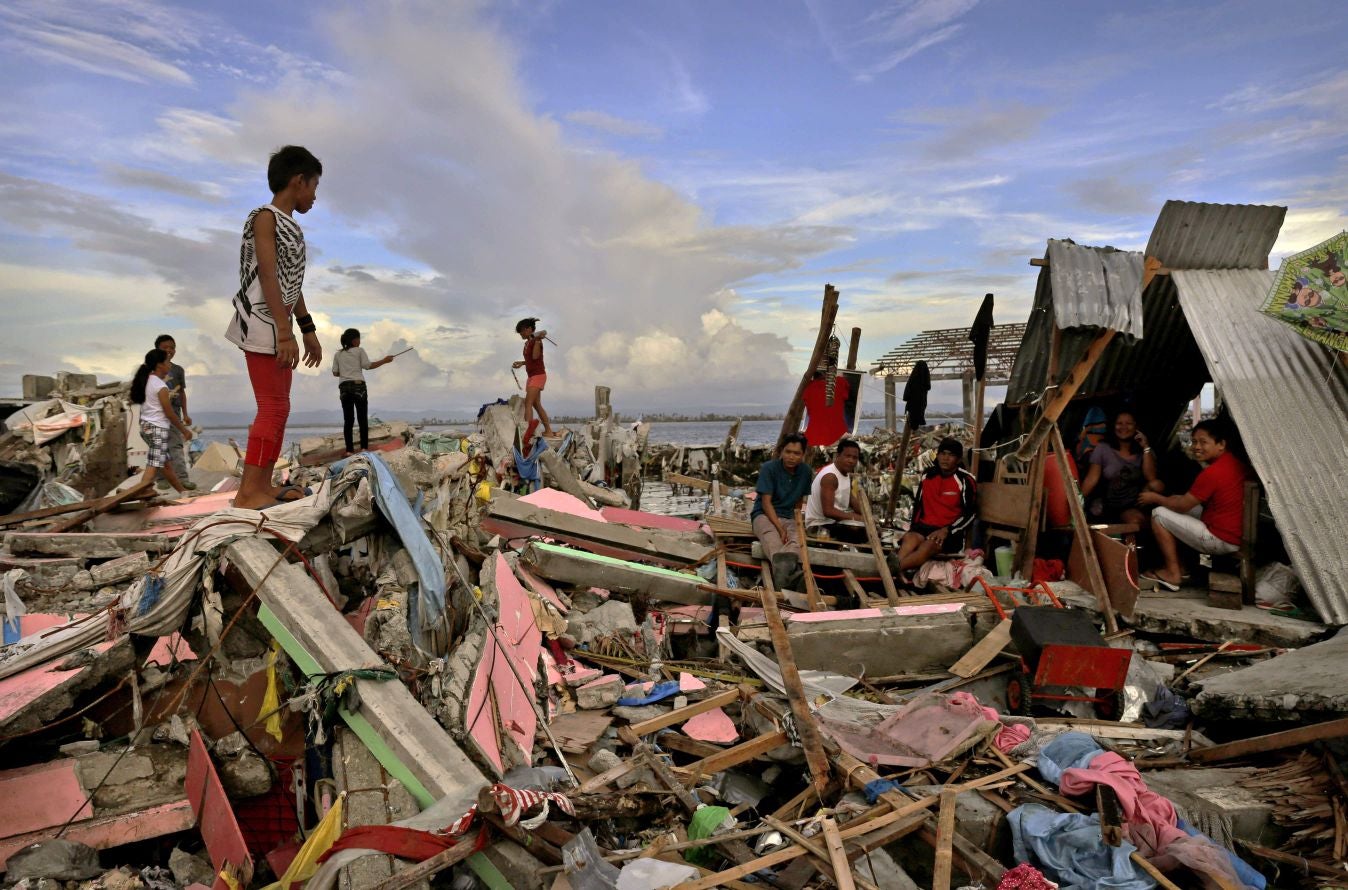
top-left (1141, 572), bottom-right (1180, 592)
top-left (182, 481), bottom-right (198, 491)
top-left (770, 551), bottom-right (800, 588)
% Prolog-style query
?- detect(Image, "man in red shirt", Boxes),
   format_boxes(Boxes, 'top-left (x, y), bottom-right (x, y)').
top-left (897, 438), bottom-right (976, 580)
top-left (1139, 419), bottom-right (1252, 590)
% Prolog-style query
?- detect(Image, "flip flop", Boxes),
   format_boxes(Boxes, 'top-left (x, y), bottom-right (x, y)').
top-left (275, 484), bottom-right (312, 502)
top-left (1141, 572), bottom-right (1181, 592)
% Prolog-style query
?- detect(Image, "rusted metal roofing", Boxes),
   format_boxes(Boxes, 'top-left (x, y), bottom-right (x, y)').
top-left (1045, 239), bottom-right (1145, 337)
top-left (1172, 269), bottom-right (1348, 625)
top-left (1145, 201), bottom-right (1287, 270)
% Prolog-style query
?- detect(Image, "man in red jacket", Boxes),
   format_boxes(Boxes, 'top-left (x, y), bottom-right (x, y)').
top-left (897, 438), bottom-right (976, 580)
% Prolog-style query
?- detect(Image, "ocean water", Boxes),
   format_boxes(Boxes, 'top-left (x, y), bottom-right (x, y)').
top-left (195, 417), bottom-right (894, 451)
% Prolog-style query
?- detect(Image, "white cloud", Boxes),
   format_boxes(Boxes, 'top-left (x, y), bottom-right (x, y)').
top-left (807, 0), bottom-right (979, 80)
top-left (564, 110), bottom-right (663, 140)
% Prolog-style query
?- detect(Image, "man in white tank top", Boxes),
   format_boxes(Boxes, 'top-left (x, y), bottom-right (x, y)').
top-left (805, 439), bottom-right (868, 543)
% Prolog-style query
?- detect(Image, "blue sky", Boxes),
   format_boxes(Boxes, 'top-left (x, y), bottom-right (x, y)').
top-left (2, 0), bottom-right (1345, 418)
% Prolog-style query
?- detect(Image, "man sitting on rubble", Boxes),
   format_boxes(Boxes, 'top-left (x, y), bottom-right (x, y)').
top-left (1139, 418), bottom-right (1252, 591)
top-left (804, 438), bottom-right (867, 544)
top-left (896, 438), bottom-right (976, 583)
top-left (752, 433), bottom-right (813, 585)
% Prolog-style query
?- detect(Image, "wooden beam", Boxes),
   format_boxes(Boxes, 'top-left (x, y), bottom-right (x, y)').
top-left (794, 507), bottom-right (824, 611)
top-left (886, 415), bottom-right (914, 525)
top-left (948, 619), bottom-right (1011, 679)
top-left (678, 730), bottom-right (788, 783)
top-left (1015, 328), bottom-right (1117, 461)
top-left (820, 818), bottom-right (856, 890)
top-left (841, 569), bottom-right (867, 601)
top-left (1015, 442), bottom-right (1048, 580)
top-left (484, 494), bottom-right (713, 565)
top-left (759, 586), bottom-right (831, 790)
top-left (0, 482), bottom-right (153, 530)
top-left (856, 488), bottom-right (900, 604)
top-left (663, 471), bottom-right (712, 492)
top-left (1050, 424), bottom-right (1117, 633)
top-left (780, 284), bottom-right (840, 444)
top-left (845, 327), bottom-right (862, 372)
top-left (931, 791), bottom-right (958, 890)
top-left (627, 688), bottom-right (740, 737)
top-left (1187, 716), bottom-right (1348, 764)
top-left (46, 481), bottom-right (156, 534)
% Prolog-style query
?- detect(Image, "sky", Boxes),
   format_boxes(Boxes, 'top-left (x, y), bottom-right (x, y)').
top-left (2, 0), bottom-right (1346, 420)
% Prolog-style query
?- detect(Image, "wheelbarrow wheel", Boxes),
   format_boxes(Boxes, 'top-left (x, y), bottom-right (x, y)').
top-left (1006, 670), bottom-right (1033, 716)
top-left (1093, 688), bottom-right (1122, 721)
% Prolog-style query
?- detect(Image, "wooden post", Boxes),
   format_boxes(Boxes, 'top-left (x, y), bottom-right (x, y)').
top-left (855, 489), bottom-right (900, 605)
top-left (1015, 442), bottom-right (1048, 580)
top-left (794, 507), bottom-right (824, 611)
top-left (758, 586), bottom-right (831, 790)
top-left (961, 369), bottom-right (975, 428)
top-left (886, 416), bottom-right (914, 524)
top-left (594, 385), bottom-right (612, 420)
top-left (1050, 424), bottom-right (1117, 633)
top-left (884, 376), bottom-right (897, 432)
top-left (971, 377), bottom-right (986, 472)
top-left (1015, 329), bottom-right (1117, 461)
top-left (932, 790), bottom-right (958, 890)
top-left (779, 285), bottom-right (840, 445)
top-left (845, 327), bottom-right (862, 371)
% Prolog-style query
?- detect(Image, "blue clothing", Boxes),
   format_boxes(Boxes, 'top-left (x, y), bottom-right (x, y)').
top-left (1037, 732), bottom-right (1105, 786)
top-left (751, 459), bottom-right (813, 520)
top-left (1009, 804), bottom-right (1155, 890)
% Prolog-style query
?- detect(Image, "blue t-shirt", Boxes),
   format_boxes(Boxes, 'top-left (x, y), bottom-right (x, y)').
top-left (751, 459), bottom-right (813, 520)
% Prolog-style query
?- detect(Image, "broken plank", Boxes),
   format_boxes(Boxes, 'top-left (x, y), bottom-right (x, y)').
top-left (841, 569), bottom-right (867, 601)
top-left (1050, 425), bottom-right (1116, 634)
top-left (484, 495), bottom-right (713, 565)
top-left (627, 688), bottom-right (740, 737)
top-left (820, 818), bottom-right (856, 890)
top-left (521, 541), bottom-right (711, 606)
top-left (856, 488), bottom-right (900, 605)
top-left (46, 482), bottom-right (156, 534)
top-left (793, 507), bottom-right (824, 611)
top-left (0, 483), bottom-right (153, 529)
top-left (759, 586), bottom-right (831, 790)
top-left (948, 619), bottom-right (1011, 679)
top-left (932, 791), bottom-right (957, 890)
top-left (677, 730), bottom-right (788, 782)
top-left (1187, 716), bottom-right (1348, 764)
top-left (662, 471), bottom-right (712, 492)
top-left (763, 816), bottom-right (877, 890)
top-left (368, 839), bottom-right (479, 890)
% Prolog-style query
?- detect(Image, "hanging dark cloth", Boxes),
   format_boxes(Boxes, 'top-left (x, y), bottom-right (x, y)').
top-left (969, 293), bottom-right (994, 381)
top-left (902, 360), bottom-right (931, 427)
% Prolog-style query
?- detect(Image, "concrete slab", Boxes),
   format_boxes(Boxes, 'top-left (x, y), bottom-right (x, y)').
top-left (1193, 628), bottom-right (1348, 721)
top-left (1142, 767), bottom-right (1275, 847)
top-left (1054, 582), bottom-right (1327, 649)
top-left (0, 638), bottom-right (132, 736)
top-left (785, 605), bottom-right (972, 677)
top-left (332, 728), bottom-right (426, 890)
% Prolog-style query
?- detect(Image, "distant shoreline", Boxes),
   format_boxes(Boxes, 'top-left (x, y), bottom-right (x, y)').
top-left (197, 411), bottom-right (967, 430)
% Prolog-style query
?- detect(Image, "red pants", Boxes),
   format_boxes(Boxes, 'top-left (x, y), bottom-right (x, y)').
top-left (244, 351), bottom-right (292, 468)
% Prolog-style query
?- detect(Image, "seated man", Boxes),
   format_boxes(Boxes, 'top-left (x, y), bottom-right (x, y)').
top-left (897, 438), bottom-right (976, 581)
top-left (751, 433), bottom-right (813, 582)
top-left (1138, 419), bottom-right (1251, 590)
top-left (804, 438), bottom-right (868, 544)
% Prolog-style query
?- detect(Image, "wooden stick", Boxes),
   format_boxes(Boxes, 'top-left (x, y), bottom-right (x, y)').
top-left (932, 790), bottom-right (958, 890)
top-left (794, 507), bottom-right (824, 611)
top-left (841, 569), bottom-right (867, 601)
top-left (1015, 440), bottom-right (1048, 580)
top-left (1188, 716), bottom-right (1348, 764)
top-left (886, 415), bottom-right (914, 525)
top-left (367, 836), bottom-right (480, 890)
top-left (626, 688), bottom-right (740, 737)
top-left (856, 488), bottom-right (900, 605)
top-left (1173, 640), bottom-right (1235, 684)
top-left (1050, 424), bottom-right (1117, 633)
top-left (764, 816), bottom-right (874, 890)
top-left (677, 730), bottom-right (788, 784)
top-left (1015, 328), bottom-right (1117, 461)
top-left (758, 586), bottom-right (831, 790)
top-left (779, 285), bottom-right (840, 445)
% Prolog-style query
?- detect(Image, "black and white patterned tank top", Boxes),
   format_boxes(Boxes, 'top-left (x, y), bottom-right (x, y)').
top-left (224, 204), bottom-right (307, 354)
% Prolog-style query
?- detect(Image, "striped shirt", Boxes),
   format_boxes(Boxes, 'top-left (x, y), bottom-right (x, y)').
top-left (225, 204), bottom-right (307, 354)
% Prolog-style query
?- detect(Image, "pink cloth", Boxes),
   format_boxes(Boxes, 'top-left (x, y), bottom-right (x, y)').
top-left (948, 691), bottom-right (1030, 753)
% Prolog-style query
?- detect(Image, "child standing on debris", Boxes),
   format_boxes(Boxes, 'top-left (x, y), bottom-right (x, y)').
top-left (153, 334), bottom-right (196, 491)
top-left (224, 146), bottom-right (324, 510)
top-left (131, 348), bottom-right (194, 494)
top-left (332, 328), bottom-right (396, 455)
top-left (513, 317), bottom-right (555, 441)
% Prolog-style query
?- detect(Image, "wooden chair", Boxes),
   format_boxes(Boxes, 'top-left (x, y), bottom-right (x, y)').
top-left (1208, 481), bottom-right (1260, 608)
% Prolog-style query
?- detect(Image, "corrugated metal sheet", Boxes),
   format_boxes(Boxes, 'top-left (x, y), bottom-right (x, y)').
top-left (1046, 240), bottom-right (1145, 337)
top-left (1146, 201), bottom-right (1286, 270)
top-left (1173, 269), bottom-right (1348, 625)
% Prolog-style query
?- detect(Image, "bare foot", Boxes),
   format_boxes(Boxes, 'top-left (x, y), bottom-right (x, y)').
top-left (232, 495), bottom-right (280, 510)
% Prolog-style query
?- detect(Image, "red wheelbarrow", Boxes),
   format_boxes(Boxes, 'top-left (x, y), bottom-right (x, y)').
top-left (974, 577), bottom-right (1131, 720)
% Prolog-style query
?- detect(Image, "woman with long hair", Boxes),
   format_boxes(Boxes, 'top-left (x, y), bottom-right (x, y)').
top-left (331, 328), bottom-right (395, 455)
top-left (130, 348), bottom-right (194, 494)
top-left (1079, 410), bottom-right (1163, 528)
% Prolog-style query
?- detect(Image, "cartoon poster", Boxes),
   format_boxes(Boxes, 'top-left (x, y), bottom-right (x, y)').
top-left (1261, 232), bottom-right (1348, 353)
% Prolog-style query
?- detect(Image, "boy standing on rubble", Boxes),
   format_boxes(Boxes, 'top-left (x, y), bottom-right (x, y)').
top-left (225, 145), bottom-right (324, 510)
top-left (513, 317), bottom-right (555, 441)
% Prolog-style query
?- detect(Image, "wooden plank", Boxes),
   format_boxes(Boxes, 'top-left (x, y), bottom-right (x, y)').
top-left (856, 488), bottom-right (900, 605)
top-left (779, 284), bottom-right (840, 444)
top-left (976, 482), bottom-right (1032, 529)
top-left (0, 483), bottom-right (153, 529)
top-left (663, 472), bottom-right (711, 492)
top-left (759, 587), bottom-right (831, 790)
top-left (794, 507), bottom-right (824, 611)
top-left (368, 839), bottom-right (479, 890)
top-left (932, 790), bottom-right (957, 890)
top-left (678, 730), bottom-right (788, 782)
top-left (483, 495), bottom-right (713, 565)
top-left (44, 482), bottom-right (155, 534)
top-left (1050, 424), bottom-right (1117, 633)
top-left (845, 327), bottom-right (862, 371)
top-left (1188, 716), bottom-right (1348, 764)
top-left (750, 541), bottom-right (880, 572)
top-left (627, 688), bottom-right (740, 737)
top-left (763, 816), bottom-right (878, 890)
top-left (1015, 442), bottom-right (1048, 579)
top-left (949, 619), bottom-right (1011, 679)
top-left (1015, 328), bottom-right (1117, 461)
top-left (841, 569), bottom-right (867, 601)
top-left (820, 818), bottom-right (856, 890)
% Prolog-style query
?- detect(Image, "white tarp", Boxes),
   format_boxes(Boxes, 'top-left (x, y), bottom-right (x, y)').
top-left (5, 399), bottom-right (88, 446)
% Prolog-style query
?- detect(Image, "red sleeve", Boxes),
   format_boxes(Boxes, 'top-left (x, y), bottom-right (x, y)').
top-left (1189, 463), bottom-right (1218, 505)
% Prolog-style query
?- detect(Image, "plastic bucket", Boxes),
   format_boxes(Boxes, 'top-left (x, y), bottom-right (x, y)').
top-left (994, 545), bottom-right (1014, 577)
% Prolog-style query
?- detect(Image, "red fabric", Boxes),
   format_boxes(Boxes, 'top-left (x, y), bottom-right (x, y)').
top-left (244, 351), bottom-right (292, 467)
top-left (319, 826), bottom-right (455, 863)
top-left (1189, 452), bottom-right (1250, 546)
top-left (523, 339), bottom-right (545, 377)
top-left (997, 863), bottom-right (1056, 890)
top-left (1031, 558), bottom-right (1065, 583)
top-left (801, 375), bottom-right (850, 448)
top-left (917, 473), bottom-right (964, 529)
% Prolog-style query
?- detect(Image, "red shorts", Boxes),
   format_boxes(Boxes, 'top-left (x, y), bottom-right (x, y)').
top-left (527, 374), bottom-right (547, 391)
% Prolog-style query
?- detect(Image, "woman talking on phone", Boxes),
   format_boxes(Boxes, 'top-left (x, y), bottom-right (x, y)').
top-left (1079, 410), bottom-right (1164, 528)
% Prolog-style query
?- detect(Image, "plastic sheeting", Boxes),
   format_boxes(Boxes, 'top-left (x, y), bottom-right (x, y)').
top-left (5, 399), bottom-right (88, 446)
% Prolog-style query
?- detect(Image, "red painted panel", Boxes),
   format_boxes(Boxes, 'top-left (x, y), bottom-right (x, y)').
top-left (0, 759), bottom-right (92, 837)
top-left (187, 730), bottom-right (253, 890)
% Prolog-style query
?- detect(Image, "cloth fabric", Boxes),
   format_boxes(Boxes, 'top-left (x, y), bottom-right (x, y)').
top-left (527, 373), bottom-right (547, 390)
top-left (226, 205), bottom-right (306, 354)
top-left (339, 380), bottom-right (369, 453)
top-left (902, 360), bottom-right (931, 426)
top-left (997, 862), bottom-right (1057, 890)
top-left (319, 825), bottom-right (454, 863)
top-left (685, 806), bottom-right (731, 865)
top-left (1188, 452), bottom-right (1251, 546)
top-left (1037, 732), bottom-right (1106, 786)
top-left (617, 680), bottom-right (680, 706)
top-left (751, 459), bottom-right (813, 520)
top-left (1153, 506), bottom-right (1237, 556)
top-left (948, 691), bottom-right (1032, 753)
top-left (911, 553), bottom-right (990, 590)
top-left (802, 375), bottom-right (851, 447)
top-left (523, 337), bottom-right (546, 377)
top-left (804, 463), bottom-right (852, 529)
top-left (1008, 803), bottom-right (1154, 890)
top-left (752, 511), bottom-right (799, 559)
top-left (912, 466), bottom-right (977, 533)
top-left (263, 792), bottom-right (345, 890)
top-left (166, 424), bottom-right (190, 480)
top-left (141, 374), bottom-right (170, 428)
top-left (140, 420), bottom-right (169, 468)
top-left (970, 293), bottom-right (995, 380)
top-left (332, 346), bottom-right (372, 382)
top-left (164, 362), bottom-right (186, 413)
top-left (1074, 407), bottom-right (1108, 466)
top-left (244, 350), bottom-right (292, 467)
top-left (1089, 443), bottom-right (1147, 519)
top-left (513, 437), bottom-right (545, 491)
